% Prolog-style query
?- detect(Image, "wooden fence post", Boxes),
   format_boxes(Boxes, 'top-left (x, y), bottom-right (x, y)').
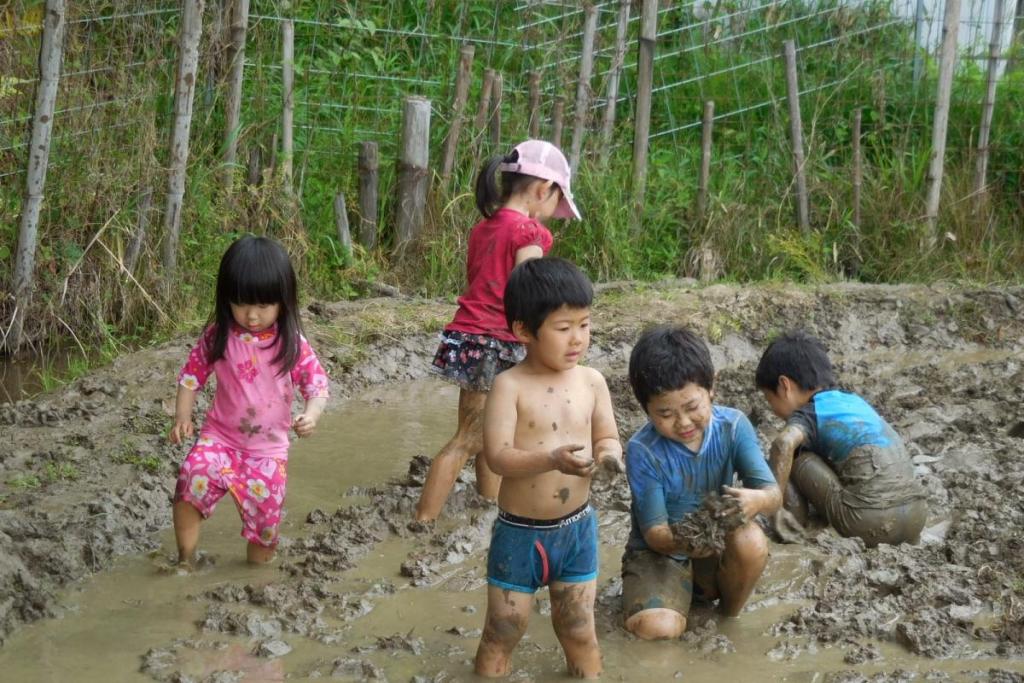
top-left (281, 12), bottom-right (295, 188)
top-left (973, 0), bottom-right (1005, 203)
top-left (396, 97), bottom-right (431, 251)
top-left (489, 71), bottom-right (503, 147)
top-left (632, 0), bottom-right (658, 223)
top-left (222, 0), bottom-right (250, 192)
top-left (924, 0), bottom-right (961, 241)
top-left (334, 193), bottom-right (352, 265)
top-left (441, 44), bottom-right (475, 180)
top-left (358, 142), bottom-right (379, 250)
top-left (246, 144), bottom-right (262, 186)
top-left (912, 0), bottom-right (927, 90)
top-left (1009, 0), bottom-right (1023, 72)
top-left (852, 108), bottom-right (863, 232)
top-left (528, 71), bottom-right (541, 138)
top-left (125, 187), bottom-right (153, 275)
top-left (570, 3), bottom-right (598, 171)
top-left (600, 0), bottom-right (631, 161)
top-left (161, 0), bottom-right (205, 279)
top-left (783, 39), bottom-right (810, 233)
top-left (551, 95), bottom-right (565, 147)
top-left (696, 101), bottom-right (714, 222)
top-left (9, 0), bottom-right (66, 351)
top-left (473, 68), bottom-right (495, 150)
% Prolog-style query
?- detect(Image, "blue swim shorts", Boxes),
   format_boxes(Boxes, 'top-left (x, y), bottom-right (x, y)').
top-left (486, 502), bottom-right (598, 594)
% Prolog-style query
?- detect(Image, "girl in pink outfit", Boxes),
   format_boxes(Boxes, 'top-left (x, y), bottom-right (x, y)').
top-left (414, 140), bottom-right (582, 522)
top-left (169, 236), bottom-right (329, 567)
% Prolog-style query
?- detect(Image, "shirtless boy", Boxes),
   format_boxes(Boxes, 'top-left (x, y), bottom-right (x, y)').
top-left (474, 257), bottom-right (623, 679)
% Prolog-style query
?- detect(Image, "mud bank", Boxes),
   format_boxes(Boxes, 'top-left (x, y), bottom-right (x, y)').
top-left (1, 282), bottom-right (1023, 680)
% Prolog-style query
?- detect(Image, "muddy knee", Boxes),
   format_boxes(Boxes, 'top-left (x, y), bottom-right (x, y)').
top-left (725, 522), bottom-right (769, 566)
top-left (625, 608), bottom-right (685, 640)
top-left (481, 612), bottom-right (527, 649)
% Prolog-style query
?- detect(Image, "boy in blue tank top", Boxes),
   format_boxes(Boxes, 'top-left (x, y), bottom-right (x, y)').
top-left (622, 326), bottom-right (781, 641)
top-left (755, 330), bottom-right (927, 547)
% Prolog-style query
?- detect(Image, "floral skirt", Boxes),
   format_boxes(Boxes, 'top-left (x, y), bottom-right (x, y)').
top-left (429, 330), bottom-right (525, 392)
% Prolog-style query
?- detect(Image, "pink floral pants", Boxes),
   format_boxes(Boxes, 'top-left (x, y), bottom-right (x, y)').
top-left (175, 437), bottom-right (287, 547)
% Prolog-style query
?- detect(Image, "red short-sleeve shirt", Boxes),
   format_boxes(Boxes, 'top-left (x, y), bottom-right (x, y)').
top-left (446, 208), bottom-right (554, 342)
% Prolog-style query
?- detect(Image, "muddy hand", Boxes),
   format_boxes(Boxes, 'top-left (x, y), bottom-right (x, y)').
top-left (551, 444), bottom-right (595, 477)
top-left (169, 419), bottom-right (193, 444)
top-left (293, 413), bottom-right (318, 437)
top-left (721, 485), bottom-right (754, 521)
top-left (598, 451), bottom-right (625, 474)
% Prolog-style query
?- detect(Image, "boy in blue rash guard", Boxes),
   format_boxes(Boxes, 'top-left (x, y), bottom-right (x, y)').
top-left (755, 330), bottom-right (927, 547)
top-left (622, 326), bottom-right (781, 641)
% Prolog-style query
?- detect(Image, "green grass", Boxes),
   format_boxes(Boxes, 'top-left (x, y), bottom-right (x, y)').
top-left (1, 0), bottom-right (1022, 360)
top-left (113, 445), bottom-right (163, 474)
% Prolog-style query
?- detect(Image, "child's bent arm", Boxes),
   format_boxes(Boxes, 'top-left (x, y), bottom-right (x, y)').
top-left (293, 396), bottom-right (328, 437)
top-left (590, 371), bottom-right (624, 470)
top-left (768, 426), bottom-right (805, 493)
top-left (722, 483), bottom-right (782, 519)
top-left (514, 245), bottom-right (543, 265)
top-left (644, 523), bottom-right (714, 559)
top-left (169, 385), bottom-right (198, 444)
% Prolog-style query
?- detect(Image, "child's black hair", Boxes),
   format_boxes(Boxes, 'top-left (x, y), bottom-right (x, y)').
top-left (208, 236), bottom-right (301, 375)
top-left (628, 326), bottom-right (714, 410)
top-left (475, 149), bottom-right (557, 218)
top-left (754, 330), bottom-right (836, 392)
top-left (504, 257), bottom-right (593, 336)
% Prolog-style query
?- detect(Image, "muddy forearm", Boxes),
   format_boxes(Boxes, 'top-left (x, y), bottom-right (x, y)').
top-left (302, 396), bottom-right (327, 420)
top-left (486, 447), bottom-right (556, 478)
top-left (769, 427), bottom-right (804, 494)
top-left (643, 523), bottom-right (686, 556)
top-left (755, 484), bottom-right (783, 515)
top-left (593, 436), bottom-right (623, 465)
top-left (174, 385), bottom-right (197, 422)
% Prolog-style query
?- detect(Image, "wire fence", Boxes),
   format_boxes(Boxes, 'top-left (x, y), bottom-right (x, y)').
top-left (1, 0), bottom-right (1021, 236)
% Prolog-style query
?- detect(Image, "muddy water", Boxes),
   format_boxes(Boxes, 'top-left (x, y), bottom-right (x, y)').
top-left (1, 377), bottom-right (1022, 681)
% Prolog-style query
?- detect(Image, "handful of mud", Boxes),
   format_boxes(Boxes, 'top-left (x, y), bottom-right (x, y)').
top-left (669, 493), bottom-right (746, 556)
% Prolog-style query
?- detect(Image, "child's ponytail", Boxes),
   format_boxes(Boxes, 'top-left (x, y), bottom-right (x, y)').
top-left (474, 156), bottom-right (505, 218)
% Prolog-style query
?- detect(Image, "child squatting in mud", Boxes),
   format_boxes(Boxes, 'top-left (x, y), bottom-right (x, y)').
top-left (168, 236), bottom-right (329, 567)
top-left (756, 330), bottom-right (927, 547)
top-left (474, 258), bottom-right (624, 679)
top-left (622, 326), bottom-right (781, 640)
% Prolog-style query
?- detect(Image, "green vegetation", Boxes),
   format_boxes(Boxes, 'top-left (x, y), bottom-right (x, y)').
top-left (113, 443), bottom-right (163, 474)
top-left (0, 0), bottom-right (1021, 365)
top-left (5, 461), bottom-right (79, 493)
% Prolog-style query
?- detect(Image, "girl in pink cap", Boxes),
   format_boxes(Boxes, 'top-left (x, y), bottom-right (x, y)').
top-left (169, 236), bottom-right (329, 567)
top-left (415, 140), bottom-right (581, 522)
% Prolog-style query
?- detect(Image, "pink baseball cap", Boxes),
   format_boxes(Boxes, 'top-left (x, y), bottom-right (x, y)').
top-left (497, 139), bottom-right (581, 220)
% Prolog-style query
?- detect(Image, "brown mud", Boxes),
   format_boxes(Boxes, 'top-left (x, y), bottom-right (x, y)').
top-left (669, 493), bottom-right (746, 557)
top-left (1, 282), bottom-right (1023, 681)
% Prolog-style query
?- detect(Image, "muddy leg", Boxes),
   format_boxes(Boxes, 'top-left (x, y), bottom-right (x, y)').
top-left (246, 542), bottom-right (275, 564)
top-left (790, 451), bottom-right (842, 516)
top-left (550, 581), bottom-right (601, 679)
top-left (173, 500), bottom-right (203, 566)
top-left (415, 389), bottom-right (487, 521)
top-left (782, 480), bottom-right (809, 525)
top-left (475, 585), bottom-right (533, 678)
top-left (712, 521), bottom-right (769, 617)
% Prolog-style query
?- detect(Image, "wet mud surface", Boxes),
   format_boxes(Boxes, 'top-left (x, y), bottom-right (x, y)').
top-left (669, 493), bottom-right (746, 556)
top-left (2, 282), bottom-right (1024, 680)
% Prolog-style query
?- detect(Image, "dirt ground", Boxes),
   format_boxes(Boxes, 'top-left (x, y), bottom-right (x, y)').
top-left (1, 281), bottom-right (1023, 681)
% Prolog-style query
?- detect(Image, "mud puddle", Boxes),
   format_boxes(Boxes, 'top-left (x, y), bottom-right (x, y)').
top-left (2, 283), bottom-right (1024, 681)
top-left (3, 372), bottom-right (1023, 681)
